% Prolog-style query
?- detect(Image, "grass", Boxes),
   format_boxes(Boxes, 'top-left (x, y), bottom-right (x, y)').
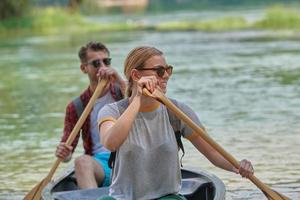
top-left (157, 5), bottom-right (300, 32)
top-left (0, 7), bottom-right (146, 36)
top-left (0, 7), bottom-right (99, 36)
top-left (1, 5), bottom-right (300, 37)
top-left (274, 69), bottom-right (300, 85)
top-left (31, 8), bottom-right (87, 34)
top-left (156, 17), bottom-right (248, 32)
top-left (253, 5), bottom-right (300, 29)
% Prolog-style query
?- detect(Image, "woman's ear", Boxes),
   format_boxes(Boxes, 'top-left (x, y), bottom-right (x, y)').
top-left (131, 69), bottom-right (141, 81)
top-left (80, 64), bottom-right (87, 74)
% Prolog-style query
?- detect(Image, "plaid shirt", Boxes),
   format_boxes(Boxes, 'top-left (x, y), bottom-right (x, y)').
top-left (60, 83), bottom-right (123, 155)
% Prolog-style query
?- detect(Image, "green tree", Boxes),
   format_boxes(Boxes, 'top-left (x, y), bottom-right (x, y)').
top-left (68, 0), bottom-right (83, 11)
top-left (0, 0), bottom-right (29, 20)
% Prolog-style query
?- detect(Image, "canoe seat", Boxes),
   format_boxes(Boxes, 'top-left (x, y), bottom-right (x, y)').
top-left (53, 177), bottom-right (212, 200)
top-left (181, 178), bottom-right (215, 200)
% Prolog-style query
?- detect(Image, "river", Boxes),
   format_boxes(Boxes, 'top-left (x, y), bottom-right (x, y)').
top-left (0, 10), bottom-right (299, 200)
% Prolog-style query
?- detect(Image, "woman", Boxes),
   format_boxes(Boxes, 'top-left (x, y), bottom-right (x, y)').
top-left (98, 46), bottom-right (254, 200)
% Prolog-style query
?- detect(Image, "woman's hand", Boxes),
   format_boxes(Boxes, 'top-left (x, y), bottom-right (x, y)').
top-left (234, 159), bottom-right (254, 178)
top-left (100, 77), bottom-right (158, 151)
top-left (135, 75), bottom-right (158, 97)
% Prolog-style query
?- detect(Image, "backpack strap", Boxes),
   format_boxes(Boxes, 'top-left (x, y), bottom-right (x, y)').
top-left (167, 99), bottom-right (185, 167)
top-left (73, 96), bottom-right (84, 118)
top-left (108, 150), bottom-right (116, 168)
top-left (110, 83), bottom-right (124, 101)
top-left (108, 98), bottom-right (185, 169)
top-left (74, 86), bottom-right (123, 169)
top-left (74, 83), bottom-right (123, 118)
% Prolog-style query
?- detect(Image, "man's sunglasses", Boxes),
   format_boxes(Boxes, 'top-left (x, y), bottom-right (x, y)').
top-left (87, 58), bottom-right (111, 68)
top-left (138, 65), bottom-right (173, 77)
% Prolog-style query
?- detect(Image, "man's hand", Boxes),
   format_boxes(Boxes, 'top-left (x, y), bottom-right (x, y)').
top-left (97, 67), bottom-right (127, 95)
top-left (55, 142), bottom-right (73, 162)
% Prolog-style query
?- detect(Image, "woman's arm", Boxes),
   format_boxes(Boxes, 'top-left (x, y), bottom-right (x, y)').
top-left (190, 134), bottom-right (254, 178)
top-left (99, 76), bottom-right (158, 151)
top-left (190, 134), bottom-right (236, 172)
top-left (99, 96), bottom-right (141, 151)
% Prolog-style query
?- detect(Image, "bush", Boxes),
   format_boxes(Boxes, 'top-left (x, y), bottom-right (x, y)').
top-left (0, 0), bottom-right (29, 20)
top-left (254, 5), bottom-right (300, 29)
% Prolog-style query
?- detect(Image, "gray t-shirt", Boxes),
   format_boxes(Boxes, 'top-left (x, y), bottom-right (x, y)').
top-left (90, 92), bottom-right (115, 154)
top-left (98, 98), bottom-right (201, 200)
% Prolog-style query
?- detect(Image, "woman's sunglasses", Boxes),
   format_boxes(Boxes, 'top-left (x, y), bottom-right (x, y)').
top-left (87, 58), bottom-right (111, 68)
top-left (138, 65), bottom-right (173, 77)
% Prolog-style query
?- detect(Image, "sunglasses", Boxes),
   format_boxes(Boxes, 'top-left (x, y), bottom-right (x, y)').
top-left (87, 58), bottom-right (111, 68)
top-left (138, 65), bottom-right (173, 77)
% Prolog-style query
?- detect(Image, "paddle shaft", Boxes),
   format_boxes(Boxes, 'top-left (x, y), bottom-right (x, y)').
top-left (144, 88), bottom-right (290, 200)
top-left (24, 79), bottom-right (108, 200)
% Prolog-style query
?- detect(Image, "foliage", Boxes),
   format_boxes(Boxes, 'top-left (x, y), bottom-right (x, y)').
top-left (0, 0), bottom-right (30, 20)
top-left (148, 0), bottom-right (300, 12)
top-left (0, 7), bottom-right (99, 36)
top-left (253, 5), bottom-right (300, 29)
top-left (67, 0), bottom-right (83, 11)
top-left (156, 5), bottom-right (300, 32)
top-left (1, 4), bottom-right (300, 37)
top-left (157, 17), bottom-right (247, 32)
top-left (31, 7), bottom-right (85, 33)
top-left (273, 69), bottom-right (300, 85)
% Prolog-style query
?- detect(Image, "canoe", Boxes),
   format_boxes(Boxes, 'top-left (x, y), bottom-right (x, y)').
top-left (42, 166), bottom-right (225, 200)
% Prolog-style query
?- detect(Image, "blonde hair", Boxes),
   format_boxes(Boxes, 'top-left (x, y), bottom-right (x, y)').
top-left (124, 46), bottom-right (163, 97)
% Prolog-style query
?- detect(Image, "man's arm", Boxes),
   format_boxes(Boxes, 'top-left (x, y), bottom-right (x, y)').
top-left (55, 102), bottom-right (80, 162)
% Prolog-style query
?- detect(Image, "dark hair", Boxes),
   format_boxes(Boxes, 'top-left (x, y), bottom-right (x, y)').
top-left (124, 46), bottom-right (163, 97)
top-left (78, 41), bottom-right (110, 63)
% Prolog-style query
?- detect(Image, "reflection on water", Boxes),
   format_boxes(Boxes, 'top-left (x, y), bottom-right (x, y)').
top-left (1, 17), bottom-right (300, 200)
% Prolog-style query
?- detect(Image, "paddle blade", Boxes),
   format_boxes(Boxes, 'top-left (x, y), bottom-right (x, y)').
top-left (23, 178), bottom-right (50, 200)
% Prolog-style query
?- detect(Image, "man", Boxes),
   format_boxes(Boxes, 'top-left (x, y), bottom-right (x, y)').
top-left (55, 41), bottom-right (125, 188)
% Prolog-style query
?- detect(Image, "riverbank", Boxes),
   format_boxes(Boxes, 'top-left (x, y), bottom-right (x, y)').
top-left (0, 5), bottom-right (300, 37)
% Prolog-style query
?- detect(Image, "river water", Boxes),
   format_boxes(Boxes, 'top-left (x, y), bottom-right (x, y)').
top-left (0, 10), bottom-right (300, 200)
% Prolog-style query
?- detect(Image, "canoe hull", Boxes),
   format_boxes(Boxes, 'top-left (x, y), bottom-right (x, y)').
top-left (42, 166), bottom-right (225, 200)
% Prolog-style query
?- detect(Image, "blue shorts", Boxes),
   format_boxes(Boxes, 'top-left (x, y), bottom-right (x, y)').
top-left (93, 152), bottom-right (111, 187)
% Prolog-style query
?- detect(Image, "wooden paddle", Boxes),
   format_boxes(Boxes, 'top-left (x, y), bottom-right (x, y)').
top-left (143, 88), bottom-right (290, 200)
top-left (24, 78), bottom-right (108, 200)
